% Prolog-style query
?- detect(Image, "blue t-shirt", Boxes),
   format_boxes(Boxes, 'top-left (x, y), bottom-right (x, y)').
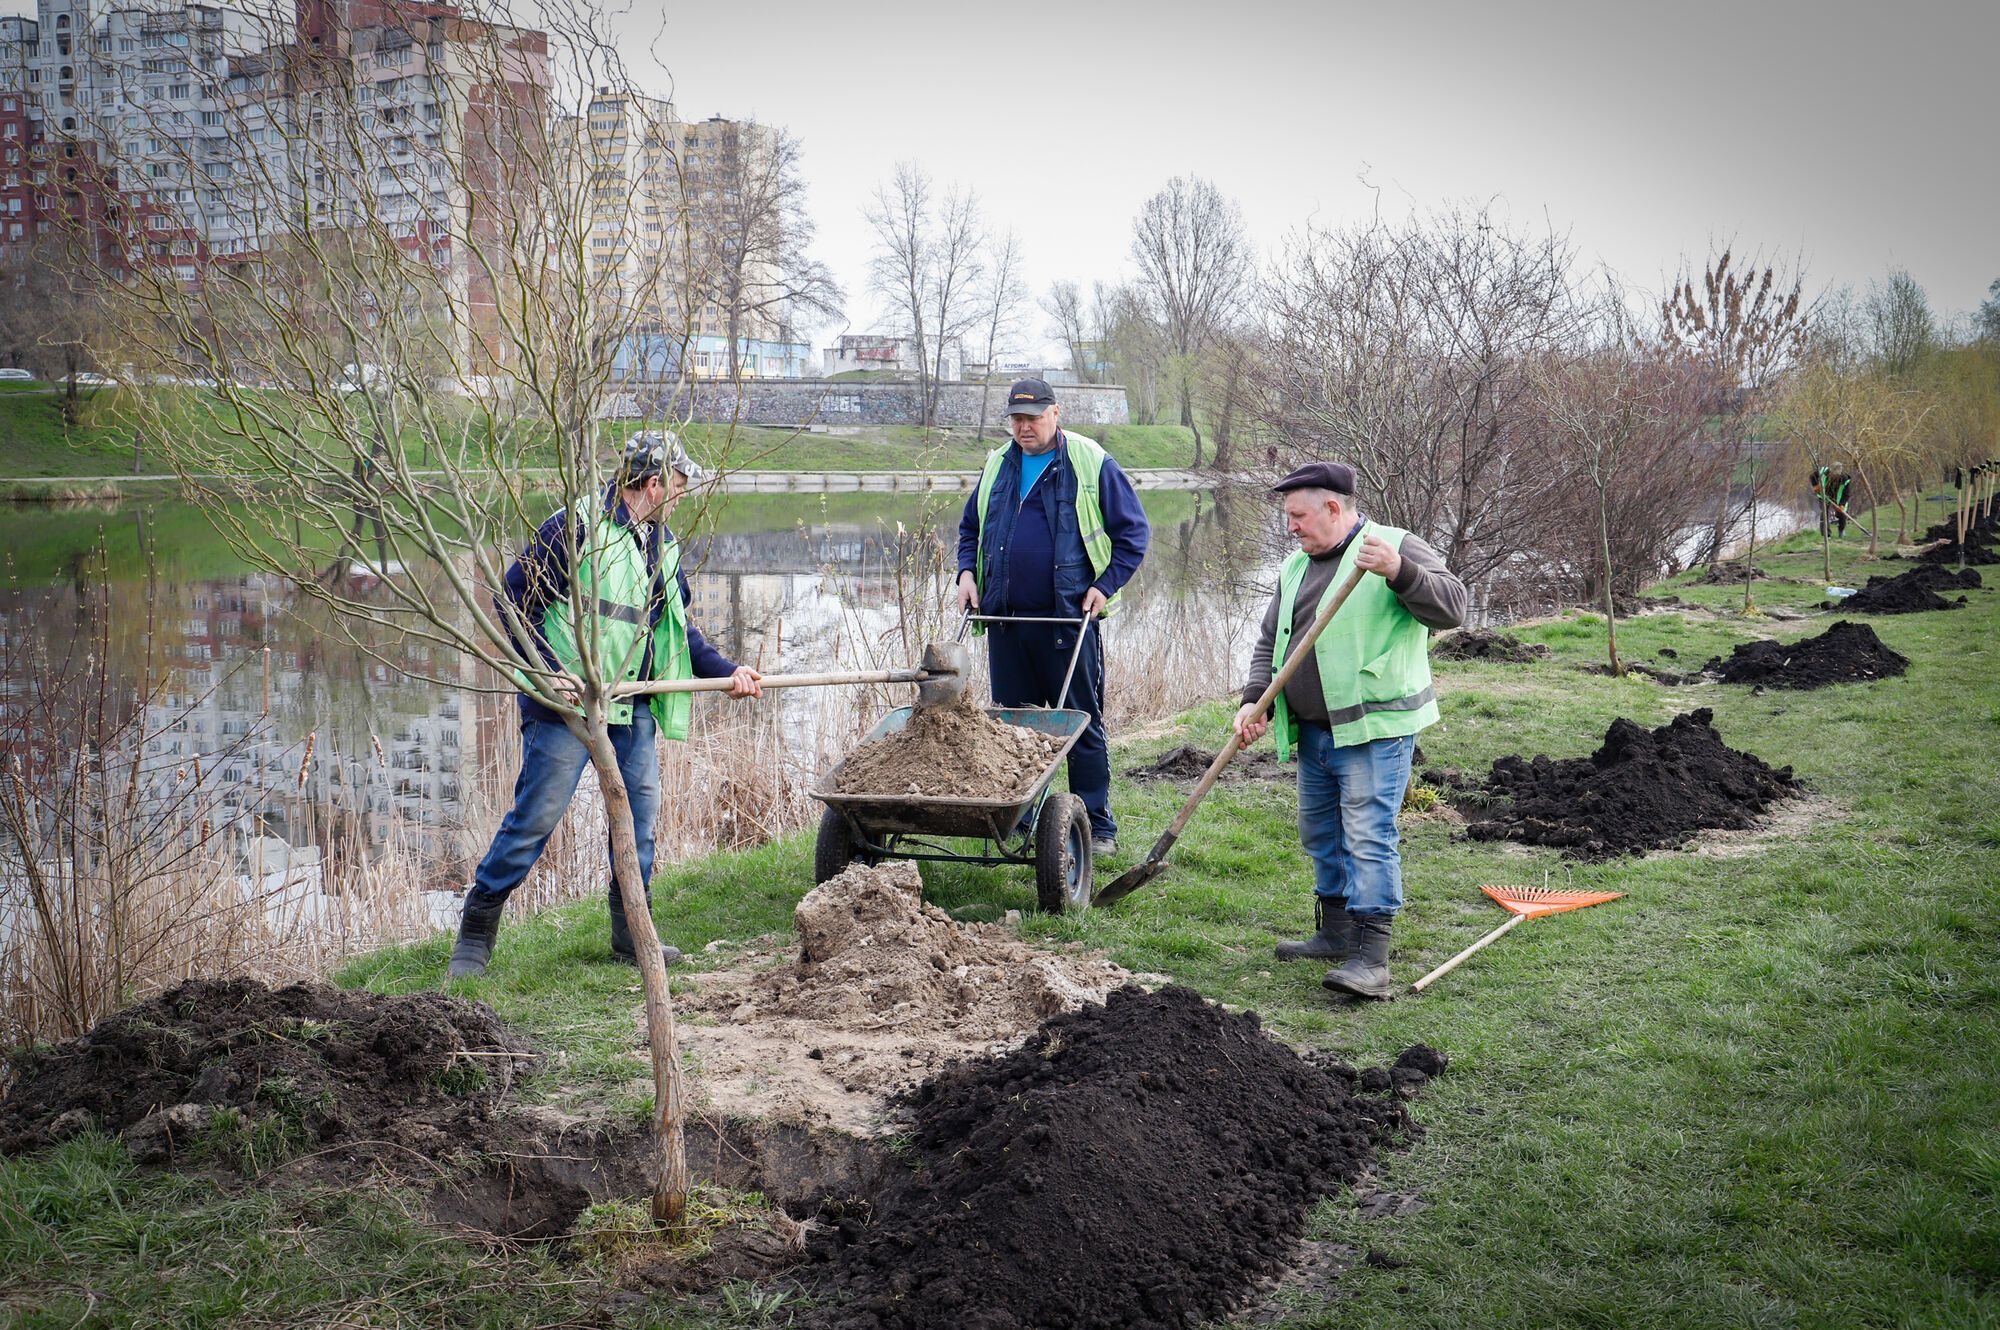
top-left (1018, 448), bottom-right (1057, 500)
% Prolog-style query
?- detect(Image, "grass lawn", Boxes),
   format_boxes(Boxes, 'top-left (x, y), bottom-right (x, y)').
top-left (0, 388), bottom-right (1200, 483)
top-left (3, 514), bottom-right (1995, 1328)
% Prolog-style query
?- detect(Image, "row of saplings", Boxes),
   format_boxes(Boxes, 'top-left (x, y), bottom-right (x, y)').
top-left (0, 531), bottom-right (1980, 1330)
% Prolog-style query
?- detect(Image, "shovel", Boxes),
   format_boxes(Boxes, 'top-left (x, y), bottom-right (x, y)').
top-left (617, 622), bottom-right (970, 707)
top-left (1096, 563), bottom-right (1370, 907)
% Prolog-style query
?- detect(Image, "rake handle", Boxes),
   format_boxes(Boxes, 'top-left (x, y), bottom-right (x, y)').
top-left (1409, 912), bottom-right (1528, 993)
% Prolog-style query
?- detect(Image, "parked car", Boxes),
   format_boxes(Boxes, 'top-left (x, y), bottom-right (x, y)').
top-left (0, 368), bottom-right (34, 381)
top-left (73, 372), bottom-right (119, 387)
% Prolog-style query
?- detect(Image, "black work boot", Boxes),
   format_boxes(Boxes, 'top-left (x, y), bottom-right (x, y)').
top-left (609, 892), bottom-right (683, 968)
top-left (1275, 896), bottom-right (1353, 963)
top-left (448, 893), bottom-right (505, 979)
top-left (1322, 913), bottom-right (1396, 1000)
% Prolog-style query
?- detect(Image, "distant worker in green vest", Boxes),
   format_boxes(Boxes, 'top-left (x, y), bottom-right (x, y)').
top-left (448, 432), bottom-right (763, 980)
top-left (956, 378), bottom-right (1151, 855)
top-left (1233, 462), bottom-right (1467, 1000)
top-left (1810, 465), bottom-right (1853, 538)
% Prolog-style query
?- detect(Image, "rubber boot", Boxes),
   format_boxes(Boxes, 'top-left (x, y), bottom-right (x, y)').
top-left (1322, 913), bottom-right (1396, 1000)
top-left (1275, 896), bottom-right (1353, 963)
top-left (448, 893), bottom-right (505, 979)
top-left (609, 892), bottom-right (683, 968)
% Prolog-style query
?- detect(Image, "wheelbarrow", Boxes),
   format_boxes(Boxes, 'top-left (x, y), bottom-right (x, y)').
top-left (808, 613), bottom-right (1099, 913)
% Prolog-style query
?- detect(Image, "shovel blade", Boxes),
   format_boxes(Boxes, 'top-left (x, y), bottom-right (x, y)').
top-left (1094, 856), bottom-right (1169, 906)
top-left (916, 640), bottom-right (969, 708)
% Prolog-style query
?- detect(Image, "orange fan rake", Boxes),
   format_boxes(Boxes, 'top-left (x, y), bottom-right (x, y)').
top-left (1409, 884), bottom-right (1626, 993)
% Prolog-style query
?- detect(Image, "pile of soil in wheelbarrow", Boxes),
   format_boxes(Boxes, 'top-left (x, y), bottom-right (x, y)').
top-left (1705, 621), bottom-right (1910, 689)
top-left (1124, 743), bottom-right (1284, 783)
top-left (831, 696), bottom-right (1065, 799)
top-left (681, 862), bottom-right (1129, 1135)
top-left (1430, 627), bottom-right (1549, 662)
top-left (0, 979), bottom-right (535, 1162)
top-left (1837, 564), bottom-right (1977, 613)
top-left (802, 984), bottom-right (1443, 1330)
top-left (1437, 708), bottom-right (1799, 859)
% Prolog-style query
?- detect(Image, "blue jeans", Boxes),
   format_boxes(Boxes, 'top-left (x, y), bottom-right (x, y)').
top-left (1296, 727), bottom-right (1414, 918)
top-left (985, 618), bottom-right (1113, 838)
top-left (467, 708), bottom-right (660, 911)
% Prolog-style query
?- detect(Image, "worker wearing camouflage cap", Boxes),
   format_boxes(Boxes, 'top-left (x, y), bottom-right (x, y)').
top-left (448, 431), bottom-right (762, 979)
top-left (1233, 462), bottom-right (1466, 999)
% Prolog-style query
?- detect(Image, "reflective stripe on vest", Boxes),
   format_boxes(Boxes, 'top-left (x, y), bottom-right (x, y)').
top-left (972, 432), bottom-right (1120, 625)
top-left (1269, 522), bottom-right (1440, 760)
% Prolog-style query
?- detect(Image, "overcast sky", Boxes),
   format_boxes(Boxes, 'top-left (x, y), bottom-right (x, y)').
top-left (636, 0), bottom-right (1992, 354)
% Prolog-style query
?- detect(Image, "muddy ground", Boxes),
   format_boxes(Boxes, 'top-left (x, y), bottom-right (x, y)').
top-left (831, 698), bottom-right (1064, 799)
top-left (1124, 743), bottom-right (1286, 784)
top-left (1706, 620), bottom-right (1911, 689)
top-left (1430, 627), bottom-right (1550, 663)
top-left (679, 862), bottom-right (1131, 1135)
top-left (1427, 708), bottom-right (1800, 859)
top-left (1839, 563), bottom-right (1980, 613)
top-left (801, 985), bottom-right (1443, 1330)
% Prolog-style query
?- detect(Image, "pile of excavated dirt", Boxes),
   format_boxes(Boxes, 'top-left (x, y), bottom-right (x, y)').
top-left (1839, 564), bottom-right (1977, 614)
top-left (1125, 743), bottom-right (1284, 783)
top-left (1915, 512), bottom-right (2000, 566)
top-left (802, 985), bottom-right (1443, 1330)
top-left (1430, 627), bottom-right (1549, 663)
top-left (1442, 708), bottom-right (1800, 859)
top-left (0, 979), bottom-right (535, 1161)
top-left (831, 698), bottom-right (1064, 799)
top-left (1706, 621), bottom-right (1911, 689)
top-left (680, 862), bottom-right (1129, 1135)
top-left (1689, 561), bottom-right (1777, 585)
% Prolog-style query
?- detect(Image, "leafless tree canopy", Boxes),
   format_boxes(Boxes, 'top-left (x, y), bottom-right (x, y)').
top-left (1258, 205), bottom-right (1584, 587)
top-left (1130, 176), bottom-right (1250, 460)
top-left (862, 162), bottom-right (984, 425)
top-left (1866, 268), bottom-right (1938, 381)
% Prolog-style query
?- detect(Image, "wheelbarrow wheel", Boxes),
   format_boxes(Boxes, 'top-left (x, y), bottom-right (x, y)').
top-left (814, 806), bottom-right (874, 884)
top-left (1034, 792), bottom-right (1093, 914)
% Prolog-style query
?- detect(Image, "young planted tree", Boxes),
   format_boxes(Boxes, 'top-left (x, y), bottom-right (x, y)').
top-left (73, 0), bottom-right (719, 1225)
top-left (1659, 248), bottom-right (1809, 577)
top-left (1130, 176), bottom-right (1250, 466)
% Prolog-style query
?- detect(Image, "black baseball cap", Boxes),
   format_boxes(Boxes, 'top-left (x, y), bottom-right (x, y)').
top-left (1004, 378), bottom-right (1057, 416)
top-left (1271, 461), bottom-right (1356, 495)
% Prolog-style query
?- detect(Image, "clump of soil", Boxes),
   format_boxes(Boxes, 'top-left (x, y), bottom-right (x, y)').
top-left (0, 979), bottom-right (534, 1161)
top-left (1915, 512), bottom-right (2000, 566)
top-left (1839, 564), bottom-right (1976, 614)
top-left (1706, 621), bottom-right (1911, 689)
top-left (832, 698), bottom-right (1064, 799)
top-left (680, 862), bottom-right (1129, 1134)
top-left (1688, 561), bottom-right (1777, 585)
top-left (1431, 627), bottom-right (1549, 663)
top-left (1445, 708), bottom-right (1800, 859)
top-left (803, 985), bottom-right (1441, 1330)
top-left (1124, 743), bottom-right (1283, 783)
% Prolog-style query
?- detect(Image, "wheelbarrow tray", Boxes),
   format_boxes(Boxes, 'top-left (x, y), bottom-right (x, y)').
top-left (810, 706), bottom-right (1091, 843)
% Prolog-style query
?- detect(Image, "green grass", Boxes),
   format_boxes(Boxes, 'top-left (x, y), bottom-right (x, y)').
top-left (6, 503), bottom-right (1996, 1327)
top-left (0, 388), bottom-right (1198, 482)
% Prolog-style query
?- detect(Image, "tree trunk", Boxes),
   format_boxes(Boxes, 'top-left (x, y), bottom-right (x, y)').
top-left (1180, 381), bottom-right (1202, 468)
top-left (1743, 496), bottom-right (1757, 612)
top-left (581, 723), bottom-right (689, 1227)
top-left (1703, 445), bottom-right (1734, 570)
top-left (1598, 495), bottom-right (1621, 676)
top-left (1857, 473), bottom-right (1882, 555)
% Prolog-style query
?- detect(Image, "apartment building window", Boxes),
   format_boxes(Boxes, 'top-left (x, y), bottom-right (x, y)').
top-left (168, 84), bottom-right (189, 99)
top-left (200, 110), bottom-right (220, 126)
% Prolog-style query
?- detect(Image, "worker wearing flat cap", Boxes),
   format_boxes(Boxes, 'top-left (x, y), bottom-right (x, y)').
top-left (1233, 462), bottom-right (1466, 999)
top-left (957, 378), bottom-right (1150, 856)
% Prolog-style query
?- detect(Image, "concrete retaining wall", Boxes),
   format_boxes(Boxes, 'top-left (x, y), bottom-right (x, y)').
top-left (614, 379), bottom-right (1130, 428)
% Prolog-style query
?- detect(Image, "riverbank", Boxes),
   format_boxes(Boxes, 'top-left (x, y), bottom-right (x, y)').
top-left (3, 515), bottom-right (1995, 1327)
top-left (0, 387), bottom-right (1202, 484)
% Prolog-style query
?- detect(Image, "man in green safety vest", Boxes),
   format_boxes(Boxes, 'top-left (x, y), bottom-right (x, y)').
top-left (956, 378), bottom-right (1151, 855)
top-left (1810, 465), bottom-right (1853, 538)
top-left (1233, 462), bottom-right (1466, 999)
top-left (448, 432), bottom-right (763, 979)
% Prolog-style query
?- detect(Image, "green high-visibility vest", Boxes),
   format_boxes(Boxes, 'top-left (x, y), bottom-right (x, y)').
top-left (538, 516), bottom-right (694, 736)
top-left (1269, 522), bottom-right (1439, 760)
top-left (972, 432), bottom-right (1120, 626)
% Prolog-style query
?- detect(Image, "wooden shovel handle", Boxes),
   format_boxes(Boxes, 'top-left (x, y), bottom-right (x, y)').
top-left (1156, 563), bottom-right (1373, 844)
top-left (613, 669), bottom-right (928, 698)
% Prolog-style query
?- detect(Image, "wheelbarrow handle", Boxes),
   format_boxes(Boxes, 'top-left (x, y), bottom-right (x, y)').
top-left (964, 614), bottom-right (1096, 707)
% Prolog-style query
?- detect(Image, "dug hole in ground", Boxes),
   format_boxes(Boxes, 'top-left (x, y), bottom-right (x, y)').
top-left (0, 857), bottom-right (1447, 1329)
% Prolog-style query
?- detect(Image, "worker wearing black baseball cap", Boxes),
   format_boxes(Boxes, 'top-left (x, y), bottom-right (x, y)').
top-left (957, 379), bottom-right (1151, 857)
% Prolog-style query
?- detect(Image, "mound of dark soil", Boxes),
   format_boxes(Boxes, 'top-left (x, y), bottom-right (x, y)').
top-left (1457, 708), bottom-right (1799, 859)
top-left (1839, 565), bottom-right (1976, 614)
top-left (0, 979), bottom-right (535, 1161)
top-left (1915, 513), bottom-right (2000, 566)
top-left (1431, 628), bottom-right (1548, 663)
top-left (804, 985), bottom-right (1440, 1330)
top-left (1688, 561), bottom-right (1775, 585)
top-left (1706, 621), bottom-right (1910, 690)
top-left (1124, 743), bottom-right (1283, 783)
